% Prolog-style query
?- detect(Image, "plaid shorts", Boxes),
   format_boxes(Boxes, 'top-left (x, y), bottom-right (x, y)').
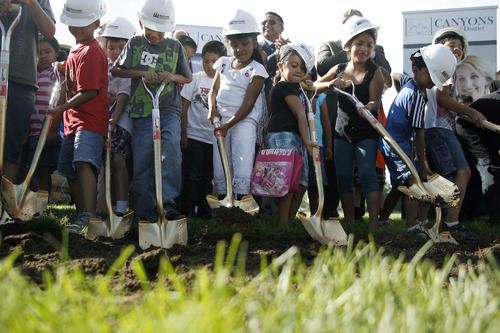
top-left (111, 125), bottom-right (132, 160)
top-left (265, 131), bottom-right (309, 187)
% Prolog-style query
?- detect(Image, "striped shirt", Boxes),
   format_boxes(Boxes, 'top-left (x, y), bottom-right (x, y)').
top-left (30, 67), bottom-right (57, 137)
top-left (384, 74), bottom-right (427, 155)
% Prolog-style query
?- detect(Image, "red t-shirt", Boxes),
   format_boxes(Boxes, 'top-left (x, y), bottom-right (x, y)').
top-left (64, 39), bottom-right (109, 137)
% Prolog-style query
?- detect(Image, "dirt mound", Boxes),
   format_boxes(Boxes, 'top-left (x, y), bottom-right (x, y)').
top-left (1, 220), bottom-right (498, 292)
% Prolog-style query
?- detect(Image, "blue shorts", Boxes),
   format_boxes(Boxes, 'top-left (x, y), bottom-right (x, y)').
top-left (425, 128), bottom-right (468, 177)
top-left (21, 136), bottom-right (62, 173)
top-left (5, 82), bottom-right (36, 165)
top-left (380, 149), bottom-right (413, 190)
top-left (58, 130), bottom-right (105, 179)
top-left (266, 131), bottom-right (308, 187)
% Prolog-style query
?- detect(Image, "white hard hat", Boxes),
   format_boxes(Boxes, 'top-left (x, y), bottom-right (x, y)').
top-left (101, 17), bottom-right (137, 40)
top-left (222, 9), bottom-right (260, 37)
top-left (420, 44), bottom-right (457, 91)
top-left (341, 15), bottom-right (379, 48)
top-left (60, 0), bottom-right (106, 27)
top-left (137, 0), bottom-right (176, 33)
top-left (432, 27), bottom-right (468, 63)
top-left (283, 42), bottom-right (316, 73)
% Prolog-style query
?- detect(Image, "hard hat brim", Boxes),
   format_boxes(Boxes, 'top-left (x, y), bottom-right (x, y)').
top-left (60, 15), bottom-right (101, 27)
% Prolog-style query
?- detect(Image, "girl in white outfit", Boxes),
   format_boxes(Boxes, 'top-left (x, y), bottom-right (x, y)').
top-left (208, 10), bottom-right (268, 197)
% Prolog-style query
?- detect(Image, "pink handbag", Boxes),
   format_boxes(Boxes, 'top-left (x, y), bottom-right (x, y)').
top-left (251, 147), bottom-right (304, 197)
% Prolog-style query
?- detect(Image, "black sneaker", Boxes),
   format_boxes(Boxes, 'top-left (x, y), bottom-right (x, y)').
top-left (164, 206), bottom-right (180, 220)
top-left (442, 223), bottom-right (479, 240)
top-left (407, 224), bottom-right (429, 239)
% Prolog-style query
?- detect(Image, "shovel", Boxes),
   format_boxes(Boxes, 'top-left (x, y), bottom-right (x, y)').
top-left (458, 115), bottom-right (500, 134)
top-left (331, 81), bottom-right (460, 208)
top-left (206, 117), bottom-right (259, 215)
top-left (422, 207), bottom-right (458, 244)
top-left (138, 78), bottom-right (188, 249)
top-left (297, 86), bottom-right (348, 246)
top-left (1, 60), bottom-right (65, 221)
top-left (1, 113), bottom-right (52, 220)
top-left (0, 4), bottom-right (22, 224)
top-left (86, 126), bottom-right (133, 239)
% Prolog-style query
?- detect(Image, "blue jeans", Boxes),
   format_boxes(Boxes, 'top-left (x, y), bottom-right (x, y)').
top-left (334, 138), bottom-right (378, 194)
top-left (132, 114), bottom-right (182, 220)
top-left (181, 138), bottom-right (213, 218)
top-left (5, 82), bottom-right (35, 164)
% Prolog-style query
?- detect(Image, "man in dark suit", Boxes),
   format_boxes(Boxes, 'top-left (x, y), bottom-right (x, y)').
top-left (258, 11), bottom-right (289, 99)
top-left (316, 9), bottom-right (392, 219)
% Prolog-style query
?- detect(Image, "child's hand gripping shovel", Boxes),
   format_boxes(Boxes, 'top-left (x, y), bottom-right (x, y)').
top-left (86, 125), bottom-right (133, 239)
top-left (458, 115), bottom-right (500, 134)
top-left (0, 4), bottom-right (22, 224)
top-left (332, 81), bottom-right (460, 208)
top-left (206, 117), bottom-right (259, 215)
top-left (138, 78), bottom-right (188, 249)
top-left (297, 85), bottom-right (348, 246)
top-left (1, 59), bottom-right (63, 221)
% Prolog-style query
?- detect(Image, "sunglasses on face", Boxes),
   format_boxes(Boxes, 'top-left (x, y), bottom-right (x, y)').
top-left (261, 19), bottom-right (278, 26)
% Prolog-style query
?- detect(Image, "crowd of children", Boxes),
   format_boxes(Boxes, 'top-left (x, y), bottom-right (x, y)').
top-left (1, 0), bottom-right (498, 239)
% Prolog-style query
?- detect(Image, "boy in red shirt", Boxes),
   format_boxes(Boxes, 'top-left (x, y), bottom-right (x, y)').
top-left (49, 0), bottom-right (109, 233)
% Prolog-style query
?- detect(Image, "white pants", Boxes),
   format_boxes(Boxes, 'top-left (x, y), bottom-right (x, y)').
top-left (213, 117), bottom-right (257, 195)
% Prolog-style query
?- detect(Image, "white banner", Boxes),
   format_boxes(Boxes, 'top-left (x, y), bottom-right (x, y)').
top-left (402, 6), bottom-right (497, 76)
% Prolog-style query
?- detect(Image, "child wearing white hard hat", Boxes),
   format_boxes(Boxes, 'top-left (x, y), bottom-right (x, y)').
top-left (314, 15), bottom-right (384, 231)
top-left (51, 0), bottom-right (109, 233)
top-left (111, 0), bottom-right (193, 221)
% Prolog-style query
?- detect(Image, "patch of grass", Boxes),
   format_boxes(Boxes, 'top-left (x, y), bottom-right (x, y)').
top-left (1, 235), bottom-right (500, 331)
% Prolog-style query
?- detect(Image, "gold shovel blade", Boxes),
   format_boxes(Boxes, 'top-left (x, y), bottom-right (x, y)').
top-left (86, 210), bottom-right (134, 239)
top-left (1, 176), bottom-right (49, 221)
top-left (299, 213), bottom-right (348, 246)
top-left (138, 216), bottom-right (188, 250)
top-left (422, 226), bottom-right (458, 244)
top-left (397, 185), bottom-right (434, 203)
top-left (206, 194), bottom-right (231, 210)
top-left (234, 195), bottom-right (259, 215)
top-left (323, 218), bottom-right (348, 246)
top-left (298, 212), bottom-right (329, 245)
top-left (424, 173), bottom-right (461, 207)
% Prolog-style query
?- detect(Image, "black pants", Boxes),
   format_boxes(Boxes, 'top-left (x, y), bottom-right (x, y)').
top-left (181, 139), bottom-right (213, 218)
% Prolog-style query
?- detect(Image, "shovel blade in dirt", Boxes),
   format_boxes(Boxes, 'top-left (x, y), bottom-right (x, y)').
top-left (85, 126), bottom-right (133, 239)
top-left (299, 213), bottom-right (348, 246)
top-left (424, 173), bottom-right (461, 207)
top-left (397, 184), bottom-right (433, 202)
top-left (233, 195), bottom-right (259, 215)
top-left (298, 91), bottom-right (348, 246)
top-left (86, 210), bottom-right (134, 239)
top-left (206, 194), bottom-right (230, 210)
top-left (1, 176), bottom-right (49, 221)
top-left (423, 227), bottom-right (458, 244)
top-left (422, 207), bottom-right (458, 244)
top-left (138, 216), bottom-right (188, 250)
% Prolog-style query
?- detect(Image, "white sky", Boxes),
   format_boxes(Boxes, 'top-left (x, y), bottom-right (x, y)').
top-left (50, 0), bottom-right (499, 74)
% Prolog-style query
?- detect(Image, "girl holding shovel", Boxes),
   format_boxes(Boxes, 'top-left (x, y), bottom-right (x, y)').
top-left (265, 43), bottom-right (317, 227)
top-left (314, 16), bottom-right (384, 231)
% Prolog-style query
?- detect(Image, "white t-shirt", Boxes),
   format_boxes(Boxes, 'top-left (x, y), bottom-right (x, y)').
top-left (424, 78), bottom-right (456, 131)
top-left (213, 56), bottom-right (268, 122)
top-left (180, 71), bottom-right (214, 144)
top-left (108, 61), bottom-right (133, 134)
